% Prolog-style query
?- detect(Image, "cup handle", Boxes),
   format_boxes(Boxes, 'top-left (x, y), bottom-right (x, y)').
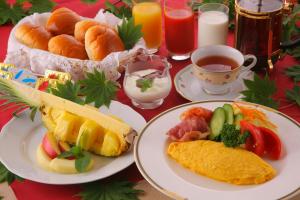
top-left (241, 55), bottom-right (257, 72)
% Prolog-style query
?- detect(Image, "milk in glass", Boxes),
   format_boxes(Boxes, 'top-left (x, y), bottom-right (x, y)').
top-left (198, 10), bottom-right (228, 47)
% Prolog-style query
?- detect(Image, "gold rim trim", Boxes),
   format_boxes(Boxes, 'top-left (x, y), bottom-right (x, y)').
top-left (134, 100), bottom-right (300, 200)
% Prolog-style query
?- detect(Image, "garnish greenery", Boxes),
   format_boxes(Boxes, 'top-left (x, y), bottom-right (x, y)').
top-left (282, 5), bottom-right (300, 60)
top-left (286, 85), bottom-right (300, 106)
top-left (47, 81), bottom-right (84, 105)
top-left (0, 78), bottom-right (39, 121)
top-left (0, 195), bottom-right (2, 200)
top-left (105, 0), bottom-right (132, 19)
top-left (136, 78), bottom-right (153, 92)
top-left (78, 180), bottom-right (143, 200)
top-left (79, 69), bottom-right (118, 108)
top-left (0, 162), bottom-right (24, 185)
top-left (0, 0), bottom-right (55, 25)
top-left (241, 74), bottom-right (279, 109)
top-left (58, 146), bottom-right (92, 173)
top-left (118, 17), bottom-right (143, 50)
top-left (285, 65), bottom-right (300, 82)
top-left (217, 124), bottom-right (250, 147)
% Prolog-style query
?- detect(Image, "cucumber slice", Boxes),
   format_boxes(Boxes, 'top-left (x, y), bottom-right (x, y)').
top-left (235, 113), bottom-right (244, 130)
top-left (223, 104), bottom-right (234, 124)
top-left (209, 107), bottom-right (226, 140)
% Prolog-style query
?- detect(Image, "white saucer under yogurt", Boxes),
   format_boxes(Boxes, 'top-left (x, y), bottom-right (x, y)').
top-left (174, 64), bottom-right (253, 101)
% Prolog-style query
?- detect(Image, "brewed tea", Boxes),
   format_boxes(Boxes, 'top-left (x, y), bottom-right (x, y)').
top-left (196, 56), bottom-right (239, 72)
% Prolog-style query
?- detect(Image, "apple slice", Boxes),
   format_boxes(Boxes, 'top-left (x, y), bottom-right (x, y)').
top-left (36, 144), bottom-right (52, 171)
top-left (49, 158), bottom-right (94, 174)
top-left (42, 132), bottom-right (61, 159)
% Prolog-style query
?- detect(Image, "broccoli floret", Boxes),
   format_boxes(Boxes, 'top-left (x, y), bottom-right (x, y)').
top-left (220, 124), bottom-right (250, 147)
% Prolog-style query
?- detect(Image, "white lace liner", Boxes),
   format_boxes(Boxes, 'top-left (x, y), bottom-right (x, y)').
top-left (4, 9), bottom-right (146, 81)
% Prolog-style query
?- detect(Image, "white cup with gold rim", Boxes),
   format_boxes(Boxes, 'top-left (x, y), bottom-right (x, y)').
top-left (191, 45), bottom-right (257, 95)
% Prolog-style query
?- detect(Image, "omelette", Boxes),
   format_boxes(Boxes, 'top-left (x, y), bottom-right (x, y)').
top-left (167, 140), bottom-right (276, 185)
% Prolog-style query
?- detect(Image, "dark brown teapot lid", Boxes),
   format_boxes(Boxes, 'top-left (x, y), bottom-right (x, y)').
top-left (236, 0), bottom-right (283, 13)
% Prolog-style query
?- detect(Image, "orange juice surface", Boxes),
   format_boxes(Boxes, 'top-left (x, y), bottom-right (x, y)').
top-left (133, 2), bottom-right (162, 49)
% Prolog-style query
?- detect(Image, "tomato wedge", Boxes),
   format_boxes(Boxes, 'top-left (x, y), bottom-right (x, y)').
top-left (259, 127), bottom-right (282, 160)
top-left (240, 120), bottom-right (265, 157)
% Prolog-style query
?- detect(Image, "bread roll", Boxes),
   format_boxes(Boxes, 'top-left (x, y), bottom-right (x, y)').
top-left (74, 20), bottom-right (100, 43)
top-left (46, 7), bottom-right (81, 35)
top-left (48, 34), bottom-right (88, 60)
top-left (15, 23), bottom-right (52, 50)
top-left (85, 25), bottom-right (125, 61)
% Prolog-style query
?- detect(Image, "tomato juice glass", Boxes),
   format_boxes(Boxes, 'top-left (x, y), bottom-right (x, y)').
top-left (164, 0), bottom-right (195, 60)
top-left (132, 0), bottom-right (162, 53)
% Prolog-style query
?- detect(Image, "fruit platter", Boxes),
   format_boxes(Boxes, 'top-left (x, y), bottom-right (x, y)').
top-left (0, 77), bottom-right (146, 184)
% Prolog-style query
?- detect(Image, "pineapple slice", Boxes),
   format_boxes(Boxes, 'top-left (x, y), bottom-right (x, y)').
top-left (101, 131), bottom-right (121, 157)
top-left (76, 120), bottom-right (100, 151)
top-left (92, 129), bottom-right (105, 155)
top-left (54, 112), bottom-right (83, 143)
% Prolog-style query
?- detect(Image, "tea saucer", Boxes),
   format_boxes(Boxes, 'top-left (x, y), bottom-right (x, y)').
top-left (174, 64), bottom-right (254, 101)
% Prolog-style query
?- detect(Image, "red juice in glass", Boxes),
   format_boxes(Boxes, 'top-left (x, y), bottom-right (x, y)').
top-left (164, 7), bottom-right (194, 60)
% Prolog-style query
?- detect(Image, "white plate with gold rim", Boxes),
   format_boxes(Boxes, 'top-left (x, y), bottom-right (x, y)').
top-left (0, 101), bottom-right (146, 185)
top-left (174, 65), bottom-right (253, 101)
top-left (134, 100), bottom-right (300, 200)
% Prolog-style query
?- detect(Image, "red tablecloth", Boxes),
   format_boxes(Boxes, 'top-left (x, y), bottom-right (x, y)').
top-left (0, 1), bottom-right (300, 199)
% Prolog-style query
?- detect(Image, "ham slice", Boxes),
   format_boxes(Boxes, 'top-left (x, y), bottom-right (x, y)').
top-left (167, 116), bottom-right (210, 142)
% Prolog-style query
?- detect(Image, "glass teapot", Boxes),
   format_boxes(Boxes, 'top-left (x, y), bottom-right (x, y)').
top-left (234, 0), bottom-right (300, 72)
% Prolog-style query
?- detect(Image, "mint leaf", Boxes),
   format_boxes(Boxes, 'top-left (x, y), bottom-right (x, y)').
top-left (75, 152), bottom-right (91, 173)
top-left (136, 78), bottom-right (153, 92)
top-left (105, 0), bottom-right (132, 19)
top-left (81, 0), bottom-right (98, 3)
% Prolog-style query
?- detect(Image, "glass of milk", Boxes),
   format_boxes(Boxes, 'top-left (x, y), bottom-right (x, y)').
top-left (123, 52), bottom-right (172, 109)
top-left (198, 3), bottom-right (229, 47)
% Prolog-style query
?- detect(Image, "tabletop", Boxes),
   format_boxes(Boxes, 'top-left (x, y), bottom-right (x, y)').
top-left (0, 0), bottom-right (300, 199)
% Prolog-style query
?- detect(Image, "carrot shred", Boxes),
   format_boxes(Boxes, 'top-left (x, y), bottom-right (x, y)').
top-left (233, 103), bottom-right (277, 131)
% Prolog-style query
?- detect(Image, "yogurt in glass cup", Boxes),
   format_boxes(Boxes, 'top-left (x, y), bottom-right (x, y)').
top-left (123, 52), bottom-right (172, 109)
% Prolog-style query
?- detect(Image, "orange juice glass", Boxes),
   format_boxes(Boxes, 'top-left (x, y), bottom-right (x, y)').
top-left (132, 1), bottom-right (162, 51)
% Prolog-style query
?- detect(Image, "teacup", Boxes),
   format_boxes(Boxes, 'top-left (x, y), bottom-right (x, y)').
top-left (191, 45), bottom-right (257, 95)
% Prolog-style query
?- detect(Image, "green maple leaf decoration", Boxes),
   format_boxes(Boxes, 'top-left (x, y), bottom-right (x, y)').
top-left (47, 80), bottom-right (84, 105)
top-left (0, 0), bottom-right (26, 25)
top-left (28, 0), bottom-right (56, 14)
top-left (117, 17), bottom-right (143, 50)
top-left (78, 181), bottom-right (143, 200)
top-left (79, 70), bottom-right (118, 108)
top-left (81, 0), bottom-right (99, 3)
top-left (241, 74), bottom-right (279, 109)
top-left (286, 85), bottom-right (300, 106)
top-left (0, 162), bottom-right (24, 185)
top-left (285, 65), bottom-right (300, 82)
top-left (105, 0), bottom-right (132, 19)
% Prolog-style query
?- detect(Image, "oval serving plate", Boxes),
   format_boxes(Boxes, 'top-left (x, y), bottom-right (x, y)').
top-left (135, 100), bottom-right (300, 200)
top-left (0, 101), bottom-right (146, 185)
